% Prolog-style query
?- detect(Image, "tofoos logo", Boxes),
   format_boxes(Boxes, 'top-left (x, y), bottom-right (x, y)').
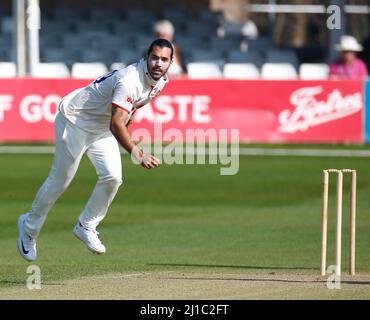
top-left (278, 86), bottom-right (363, 133)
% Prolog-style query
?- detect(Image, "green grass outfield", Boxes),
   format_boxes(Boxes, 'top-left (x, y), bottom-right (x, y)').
top-left (1, 144), bottom-right (370, 299)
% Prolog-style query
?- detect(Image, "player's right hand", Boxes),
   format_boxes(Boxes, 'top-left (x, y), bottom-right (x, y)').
top-left (141, 154), bottom-right (160, 169)
top-left (131, 145), bottom-right (160, 169)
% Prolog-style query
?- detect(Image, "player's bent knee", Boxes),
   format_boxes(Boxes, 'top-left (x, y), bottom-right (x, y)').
top-left (104, 176), bottom-right (123, 189)
top-left (112, 177), bottom-right (123, 187)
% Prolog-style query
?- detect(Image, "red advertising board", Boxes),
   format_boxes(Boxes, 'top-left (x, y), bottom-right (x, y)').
top-left (0, 78), bottom-right (364, 143)
top-left (0, 78), bottom-right (90, 142)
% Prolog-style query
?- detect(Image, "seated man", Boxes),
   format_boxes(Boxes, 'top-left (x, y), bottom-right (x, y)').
top-left (153, 20), bottom-right (187, 77)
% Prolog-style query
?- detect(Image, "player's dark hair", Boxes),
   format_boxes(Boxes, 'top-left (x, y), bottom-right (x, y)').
top-left (147, 38), bottom-right (174, 59)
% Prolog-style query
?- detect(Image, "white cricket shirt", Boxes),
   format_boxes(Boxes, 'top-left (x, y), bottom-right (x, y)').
top-left (59, 58), bottom-right (169, 133)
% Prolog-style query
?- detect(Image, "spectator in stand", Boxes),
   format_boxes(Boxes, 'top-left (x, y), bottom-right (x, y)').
top-left (329, 35), bottom-right (368, 80)
top-left (153, 20), bottom-right (187, 77)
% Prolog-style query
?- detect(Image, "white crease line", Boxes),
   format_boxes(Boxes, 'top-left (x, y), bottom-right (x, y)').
top-left (238, 148), bottom-right (370, 157)
top-left (0, 146), bottom-right (56, 153)
top-left (1, 146), bottom-right (370, 157)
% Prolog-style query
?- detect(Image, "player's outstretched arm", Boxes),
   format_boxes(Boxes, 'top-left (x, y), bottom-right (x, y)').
top-left (110, 105), bottom-right (160, 169)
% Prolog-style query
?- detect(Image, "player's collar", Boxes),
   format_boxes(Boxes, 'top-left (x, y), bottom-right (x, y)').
top-left (142, 59), bottom-right (169, 86)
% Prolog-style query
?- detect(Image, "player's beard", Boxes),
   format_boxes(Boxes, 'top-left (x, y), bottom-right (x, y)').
top-left (147, 62), bottom-right (170, 81)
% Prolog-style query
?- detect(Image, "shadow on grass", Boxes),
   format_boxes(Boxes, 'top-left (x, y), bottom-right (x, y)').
top-left (0, 280), bottom-right (25, 285)
top-left (163, 276), bottom-right (370, 285)
top-left (148, 262), bottom-right (315, 271)
top-left (0, 280), bottom-right (62, 287)
top-left (148, 263), bottom-right (370, 285)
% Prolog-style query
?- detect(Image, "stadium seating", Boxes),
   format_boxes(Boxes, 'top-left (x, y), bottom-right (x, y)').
top-left (246, 37), bottom-right (275, 52)
top-left (219, 21), bottom-right (258, 39)
top-left (209, 35), bottom-right (243, 54)
top-left (197, 8), bottom-right (221, 23)
top-left (0, 5), bottom-right (335, 79)
top-left (80, 49), bottom-right (116, 64)
top-left (261, 63), bottom-right (298, 80)
top-left (39, 33), bottom-right (63, 50)
top-left (71, 62), bottom-right (108, 79)
top-left (1, 16), bottom-right (13, 34)
top-left (190, 49), bottom-right (225, 64)
top-left (299, 63), bottom-right (329, 80)
top-left (0, 62), bottom-right (16, 77)
top-left (53, 8), bottom-right (84, 22)
top-left (135, 35), bottom-right (157, 53)
top-left (125, 8), bottom-right (157, 24)
top-left (117, 49), bottom-right (142, 65)
top-left (42, 47), bottom-right (81, 67)
top-left (62, 34), bottom-right (88, 48)
top-left (186, 22), bottom-right (218, 38)
top-left (175, 36), bottom-right (207, 50)
top-left (112, 21), bottom-right (149, 37)
top-left (41, 18), bottom-right (73, 34)
top-left (88, 8), bottom-right (121, 21)
top-left (266, 49), bottom-right (299, 70)
top-left (187, 62), bottom-right (222, 79)
top-left (227, 50), bottom-right (264, 67)
top-left (32, 62), bottom-right (70, 78)
top-left (223, 63), bottom-right (260, 79)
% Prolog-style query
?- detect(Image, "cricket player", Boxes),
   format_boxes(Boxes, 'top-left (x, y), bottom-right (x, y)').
top-left (17, 38), bottom-right (173, 261)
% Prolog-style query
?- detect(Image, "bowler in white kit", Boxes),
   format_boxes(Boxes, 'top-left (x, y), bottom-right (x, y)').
top-left (17, 39), bottom-right (173, 261)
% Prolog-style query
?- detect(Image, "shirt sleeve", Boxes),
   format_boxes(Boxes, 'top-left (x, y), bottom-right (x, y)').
top-left (112, 81), bottom-right (136, 114)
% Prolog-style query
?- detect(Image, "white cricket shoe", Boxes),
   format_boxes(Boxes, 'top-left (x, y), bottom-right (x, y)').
top-left (17, 214), bottom-right (37, 261)
top-left (73, 222), bottom-right (106, 254)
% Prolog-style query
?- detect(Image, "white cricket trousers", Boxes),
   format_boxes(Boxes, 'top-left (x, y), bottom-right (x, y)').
top-left (24, 112), bottom-right (123, 238)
